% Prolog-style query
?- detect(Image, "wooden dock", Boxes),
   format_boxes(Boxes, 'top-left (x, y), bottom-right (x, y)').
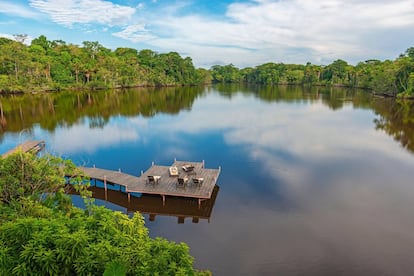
top-left (77, 160), bottom-right (221, 206)
top-left (1, 141), bottom-right (221, 208)
top-left (1, 140), bottom-right (45, 158)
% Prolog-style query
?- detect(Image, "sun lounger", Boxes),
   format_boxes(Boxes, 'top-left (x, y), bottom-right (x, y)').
top-left (182, 164), bottom-right (195, 172)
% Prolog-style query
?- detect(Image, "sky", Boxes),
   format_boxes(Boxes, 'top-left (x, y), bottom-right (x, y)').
top-left (0, 0), bottom-right (413, 68)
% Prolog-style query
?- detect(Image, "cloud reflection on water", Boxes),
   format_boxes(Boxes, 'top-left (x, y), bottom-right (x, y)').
top-left (28, 89), bottom-right (414, 275)
top-left (143, 92), bottom-right (414, 275)
top-left (49, 117), bottom-right (143, 154)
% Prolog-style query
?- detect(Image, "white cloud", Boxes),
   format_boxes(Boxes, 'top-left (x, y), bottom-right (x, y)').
top-left (112, 23), bottom-right (155, 42)
top-left (123, 0), bottom-right (414, 67)
top-left (0, 2), bottom-right (40, 18)
top-left (16, 0), bottom-right (414, 67)
top-left (29, 0), bottom-right (135, 27)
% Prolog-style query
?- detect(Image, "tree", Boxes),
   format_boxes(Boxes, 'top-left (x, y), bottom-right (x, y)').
top-left (210, 64), bottom-right (241, 83)
top-left (82, 41), bottom-right (103, 60)
top-left (405, 47), bottom-right (414, 60)
top-left (0, 151), bottom-right (210, 275)
top-left (31, 35), bottom-right (51, 53)
top-left (0, 151), bottom-right (81, 206)
top-left (370, 60), bottom-right (397, 94)
top-left (395, 56), bottom-right (414, 94)
top-left (13, 34), bottom-right (28, 44)
top-left (325, 59), bottom-right (349, 85)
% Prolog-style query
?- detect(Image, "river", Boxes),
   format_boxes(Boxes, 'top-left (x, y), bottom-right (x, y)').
top-left (1, 85), bottom-right (414, 275)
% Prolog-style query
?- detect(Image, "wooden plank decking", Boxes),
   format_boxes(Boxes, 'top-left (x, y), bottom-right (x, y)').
top-left (1, 140), bottom-right (45, 158)
top-left (1, 141), bottom-right (221, 204)
top-left (78, 160), bottom-right (221, 201)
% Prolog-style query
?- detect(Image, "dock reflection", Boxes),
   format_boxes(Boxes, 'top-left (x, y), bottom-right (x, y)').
top-left (67, 185), bottom-right (220, 224)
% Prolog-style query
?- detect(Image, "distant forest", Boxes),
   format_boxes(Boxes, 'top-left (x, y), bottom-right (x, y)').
top-left (210, 49), bottom-right (414, 98)
top-left (0, 35), bottom-right (413, 97)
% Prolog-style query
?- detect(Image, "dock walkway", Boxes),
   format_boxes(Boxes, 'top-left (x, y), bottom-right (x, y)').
top-left (1, 142), bottom-right (221, 206)
top-left (78, 160), bottom-right (221, 205)
top-left (1, 140), bottom-right (45, 158)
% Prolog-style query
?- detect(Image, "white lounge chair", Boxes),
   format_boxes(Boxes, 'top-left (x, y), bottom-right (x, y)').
top-left (182, 164), bottom-right (195, 172)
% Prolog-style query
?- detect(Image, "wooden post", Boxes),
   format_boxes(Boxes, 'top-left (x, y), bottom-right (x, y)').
top-left (104, 175), bottom-right (107, 201)
top-left (0, 102), bottom-right (5, 127)
top-left (19, 105), bottom-right (23, 122)
top-left (198, 198), bottom-right (201, 209)
top-left (128, 192), bottom-right (131, 203)
top-left (162, 195), bottom-right (165, 206)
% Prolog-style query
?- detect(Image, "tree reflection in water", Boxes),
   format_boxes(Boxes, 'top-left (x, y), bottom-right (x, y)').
top-left (0, 84), bottom-right (413, 154)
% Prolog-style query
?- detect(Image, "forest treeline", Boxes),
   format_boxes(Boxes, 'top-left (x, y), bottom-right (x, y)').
top-left (211, 48), bottom-right (414, 98)
top-left (1, 34), bottom-right (413, 97)
top-left (0, 35), bottom-right (211, 92)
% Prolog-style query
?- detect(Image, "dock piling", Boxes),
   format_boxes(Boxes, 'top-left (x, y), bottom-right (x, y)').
top-left (104, 175), bottom-right (107, 201)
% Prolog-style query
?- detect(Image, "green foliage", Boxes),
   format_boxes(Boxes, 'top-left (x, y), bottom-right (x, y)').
top-left (0, 35), bottom-right (203, 93)
top-left (210, 64), bottom-right (242, 83)
top-left (0, 152), bottom-right (208, 275)
top-left (209, 48), bottom-right (414, 97)
top-left (2, 34), bottom-right (413, 96)
top-left (104, 260), bottom-right (127, 276)
top-left (0, 151), bottom-right (78, 206)
top-left (406, 73), bottom-right (414, 96)
top-left (405, 47), bottom-right (414, 60)
top-left (0, 206), bottom-right (205, 275)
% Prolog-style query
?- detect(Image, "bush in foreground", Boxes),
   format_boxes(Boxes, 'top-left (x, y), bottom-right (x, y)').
top-left (0, 152), bottom-right (210, 275)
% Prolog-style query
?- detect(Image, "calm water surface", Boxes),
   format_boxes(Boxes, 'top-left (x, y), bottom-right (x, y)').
top-left (1, 85), bottom-right (414, 275)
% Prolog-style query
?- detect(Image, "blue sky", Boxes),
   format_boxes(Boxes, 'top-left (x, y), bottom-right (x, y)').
top-left (1, 0), bottom-right (414, 68)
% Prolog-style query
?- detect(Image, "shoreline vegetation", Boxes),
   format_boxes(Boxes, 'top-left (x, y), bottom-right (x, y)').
top-left (0, 151), bottom-right (211, 275)
top-left (0, 35), bottom-right (413, 99)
